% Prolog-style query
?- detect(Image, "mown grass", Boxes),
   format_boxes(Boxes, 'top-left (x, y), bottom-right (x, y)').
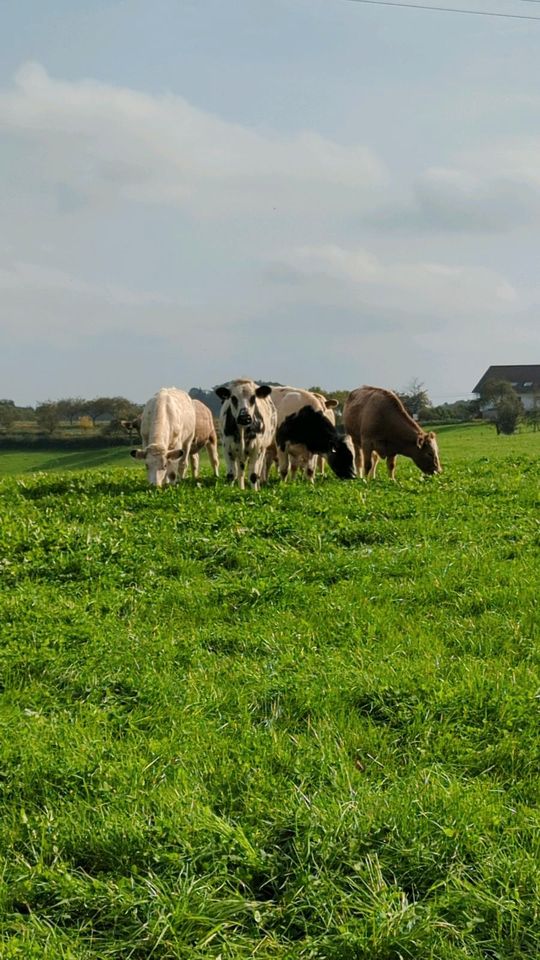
top-left (0, 427), bottom-right (539, 958)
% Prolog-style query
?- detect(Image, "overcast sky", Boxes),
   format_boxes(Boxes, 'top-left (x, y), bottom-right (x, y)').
top-left (1, 0), bottom-right (539, 406)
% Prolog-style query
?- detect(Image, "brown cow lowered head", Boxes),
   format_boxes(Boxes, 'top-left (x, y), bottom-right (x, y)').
top-left (415, 431), bottom-right (442, 475)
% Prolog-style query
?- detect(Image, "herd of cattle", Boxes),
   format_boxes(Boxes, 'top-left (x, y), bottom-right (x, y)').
top-left (123, 379), bottom-right (442, 489)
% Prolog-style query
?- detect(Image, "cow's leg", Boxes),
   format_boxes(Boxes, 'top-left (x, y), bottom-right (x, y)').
top-left (223, 446), bottom-right (237, 485)
top-left (277, 447), bottom-right (289, 482)
top-left (317, 455), bottom-right (326, 476)
top-left (354, 442), bottom-right (364, 478)
top-left (363, 444), bottom-right (375, 480)
top-left (248, 449), bottom-right (266, 491)
top-left (176, 440), bottom-right (191, 481)
top-left (368, 451), bottom-right (381, 480)
top-left (263, 446), bottom-right (274, 483)
top-left (387, 455), bottom-right (397, 481)
top-left (305, 454), bottom-right (317, 484)
top-left (189, 451), bottom-right (200, 479)
top-left (206, 436), bottom-right (220, 477)
top-left (238, 458), bottom-right (246, 490)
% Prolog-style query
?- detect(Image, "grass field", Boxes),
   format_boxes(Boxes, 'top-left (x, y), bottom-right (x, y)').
top-left (0, 447), bottom-right (134, 477)
top-left (0, 425), bottom-right (539, 958)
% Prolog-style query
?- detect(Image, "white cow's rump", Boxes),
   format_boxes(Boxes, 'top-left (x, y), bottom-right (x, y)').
top-left (131, 387), bottom-right (196, 487)
top-left (215, 379), bottom-right (277, 490)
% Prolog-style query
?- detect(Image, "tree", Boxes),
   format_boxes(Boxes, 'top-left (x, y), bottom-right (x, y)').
top-left (0, 400), bottom-right (17, 432)
top-left (479, 379), bottom-right (522, 435)
top-left (479, 379), bottom-right (517, 406)
top-left (398, 379), bottom-right (431, 419)
top-left (36, 401), bottom-right (61, 434)
top-left (83, 397), bottom-right (114, 426)
top-left (56, 398), bottom-right (86, 425)
top-left (496, 399), bottom-right (521, 435)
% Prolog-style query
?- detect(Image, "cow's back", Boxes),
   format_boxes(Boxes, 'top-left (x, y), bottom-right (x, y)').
top-left (274, 387), bottom-right (326, 425)
top-left (345, 385), bottom-right (425, 455)
top-left (143, 388), bottom-right (196, 450)
top-left (344, 386), bottom-right (398, 441)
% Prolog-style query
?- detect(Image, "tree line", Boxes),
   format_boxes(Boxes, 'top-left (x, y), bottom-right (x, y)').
top-left (1, 379), bottom-right (537, 437)
top-left (0, 397), bottom-right (143, 434)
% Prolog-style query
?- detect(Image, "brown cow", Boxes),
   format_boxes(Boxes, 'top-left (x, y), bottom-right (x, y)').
top-left (190, 398), bottom-right (220, 478)
top-left (343, 385), bottom-right (441, 480)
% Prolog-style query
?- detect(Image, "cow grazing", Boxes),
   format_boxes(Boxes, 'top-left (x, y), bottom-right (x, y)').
top-left (190, 399), bottom-right (220, 478)
top-left (215, 379), bottom-right (277, 490)
top-left (343, 385), bottom-right (442, 480)
top-left (276, 403), bottom-right (356, 480)
top-left (269, 387), bottom-right (343, 482)
top-left (124, 402), bottom-right (218, 478)
top-left (130, 387), bottom-right (196, 487)
top-left (120, 415), bottom-right (142, 437)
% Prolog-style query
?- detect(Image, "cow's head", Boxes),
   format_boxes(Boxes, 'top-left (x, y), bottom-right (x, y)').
top-left (277, 406), bottom-right (355, 480)
top-left (215, 380), bottom-right (272, 429)
top-left (120, 416), bottom-right (142, 434)
top-left (130, 443), bottom-right (183, 487)
top-left (415, 431), bottom-right (442, 475)
top-left (328, 435), bottom-right (356, 480)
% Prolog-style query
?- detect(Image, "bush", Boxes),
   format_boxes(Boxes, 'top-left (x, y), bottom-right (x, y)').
top-left (496, 400), bottom-right (521, 435)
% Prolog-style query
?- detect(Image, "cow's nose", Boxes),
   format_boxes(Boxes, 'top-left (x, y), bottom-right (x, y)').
top-left (238, 412), bottom-right (252, 425)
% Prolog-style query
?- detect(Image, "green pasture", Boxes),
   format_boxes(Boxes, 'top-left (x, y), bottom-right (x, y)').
top-left (0, 425), bottom-right (539, 958)
top-left (0, 422), bottom-right (538, 477)
top-left (0, 447), bottom-right (134, 477)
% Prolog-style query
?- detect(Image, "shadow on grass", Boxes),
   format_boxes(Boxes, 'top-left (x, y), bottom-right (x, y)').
top-left (24, 450), bottom-right (131, 473)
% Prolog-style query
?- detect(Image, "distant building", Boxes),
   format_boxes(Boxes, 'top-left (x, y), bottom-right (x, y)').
top-left (473, 364), bottom-right (540, 417)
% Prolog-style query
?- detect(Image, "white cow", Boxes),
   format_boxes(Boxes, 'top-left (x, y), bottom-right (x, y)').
top-left (130, 388), bottom-right (196, 487)
top-left (215, 379), bottom-right (277, 490)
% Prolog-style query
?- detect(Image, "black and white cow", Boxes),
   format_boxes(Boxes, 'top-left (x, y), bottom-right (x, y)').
top-left (269, 387), bottom-right (341, 482)
top-left (215, 379), bottom-right (277, 490)
top-left (276, 404), bottom-right (356, 480)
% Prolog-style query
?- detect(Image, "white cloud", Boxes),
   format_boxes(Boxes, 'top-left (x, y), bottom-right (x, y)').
top-left (0, 62), bottom-right (386, 219)
top-left (0, 260), bottom-right (171, 306)
top-left (268, 244), bottom-right (521, 321)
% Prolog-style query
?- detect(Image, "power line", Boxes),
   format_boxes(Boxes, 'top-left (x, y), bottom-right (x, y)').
top-left (344, 0), bottom-right (540, 20)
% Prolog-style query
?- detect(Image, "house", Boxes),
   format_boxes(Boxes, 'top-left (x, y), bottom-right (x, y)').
top-left (473, 365), bottom-right (540, 417)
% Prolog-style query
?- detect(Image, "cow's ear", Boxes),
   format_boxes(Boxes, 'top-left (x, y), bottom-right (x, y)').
top-left (167, 448), bottom-right (183, 461)
top-left (326, 398), bottom-right (339, 409)
top-left (215, 385), bottom-right (231, 402)
top-left (131, 449), bottom-right (146, 460)
top-left (256, 384), bottom-right (272, 398)
top-left (427, 431), bottom-right (436, 440)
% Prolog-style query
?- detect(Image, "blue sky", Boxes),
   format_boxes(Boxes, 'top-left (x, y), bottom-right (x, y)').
top-left (1, 0), bottom-right (539, 405)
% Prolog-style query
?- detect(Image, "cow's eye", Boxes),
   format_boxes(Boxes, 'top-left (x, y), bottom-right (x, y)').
top-left (231, 396), bottom-right (238, 408)
top-left (250, 395), bottom-right (256, 405)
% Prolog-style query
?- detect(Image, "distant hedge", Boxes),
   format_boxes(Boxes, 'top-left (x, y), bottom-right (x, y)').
top-left (0, 435), bottom-right (133, 451)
